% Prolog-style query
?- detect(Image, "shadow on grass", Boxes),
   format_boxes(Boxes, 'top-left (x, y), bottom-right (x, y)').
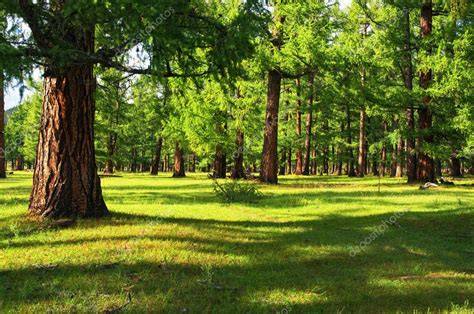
top-left (1, 210), bottom-right (472, 311)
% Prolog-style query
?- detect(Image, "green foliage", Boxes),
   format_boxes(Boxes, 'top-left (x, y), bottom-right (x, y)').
top-left (213, 179), bottom-right (263, 203)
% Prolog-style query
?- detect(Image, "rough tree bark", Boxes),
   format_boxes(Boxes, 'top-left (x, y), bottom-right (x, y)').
top-left (260, 69), bottom-right (281, 184)
top-left (0, 71), bottom-right (5, 179)
top-left (417, 0), bottom-right (436, 183)
top-left (28, 39), bottom-right (107, 218)
top-left (19, 0), bottom-right (108, 219)
top-left (172, 142), bottom-right (186, 177)
top-left (150, 136), bottom-right (163, 176)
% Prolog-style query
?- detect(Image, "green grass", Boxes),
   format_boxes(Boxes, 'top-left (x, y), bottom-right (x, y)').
top-left (0, 172), bottom-right (473, 313)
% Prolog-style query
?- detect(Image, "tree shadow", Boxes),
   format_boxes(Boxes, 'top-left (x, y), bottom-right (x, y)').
top-left (1, 210), bottom-right (472, 311)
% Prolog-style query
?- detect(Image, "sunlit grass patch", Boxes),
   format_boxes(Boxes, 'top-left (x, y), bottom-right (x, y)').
top-left (0, 172), bottom-right (473, 312)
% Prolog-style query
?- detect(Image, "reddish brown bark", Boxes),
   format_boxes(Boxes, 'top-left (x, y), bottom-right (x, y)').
top-left (0, 71), bottom-right (5, 179)
top-left (260, 69), bottom-right (281, 184)
top-left (172, 142), bottom-right (186, 178)
top-left (29, 65), bottom-right (108, 218)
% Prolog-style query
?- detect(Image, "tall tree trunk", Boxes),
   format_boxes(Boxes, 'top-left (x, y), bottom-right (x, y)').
top-left (232, 130), bottom-right (245, 179)
top-left (302, 74), bottom-right (314, 175)
top-left (346, 106), bottom-right (356, 177)
top-left (150, 136), bottom-right (163, 176)
top-left (357, 109), bottom-right (365, 177)
top-left (0, 71), bottom-right (5, 179)
top-left (104, 132), bottom-right (117, 174)
top-left (29, 65), bottom-right (107, 218)
top-left (21, 3), bottom-right (108, 219)
top-left (295, 79), bottom-right (303, 175)
top-left (417, 0), bottom-right (435, 183)
top-left (260, 70), bottom-right (281, 184)
top-left (172, 142), bottom-right (185, 178)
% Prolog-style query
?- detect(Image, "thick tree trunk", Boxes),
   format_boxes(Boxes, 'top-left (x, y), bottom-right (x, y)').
top-left (346, 106), bottom-right (356, 177)
top-left (104, 133), bottom-right (117, 174)
top-left (295, 79), bottom-right (303, 175)
top-left (172, 142), bottom-right (186, 177)
top-left (357, 109), bottom-right (365, 177)
top-left (0, 71), bottom-right (5, 179)
top-left (260, 70), bottom-right (281, 184)
top-left (29, 68), bottom-right (108, 218)
top-left (150, 136), bottom-right (163, 176)
top-left (417, 0), bottom-right (435, 183)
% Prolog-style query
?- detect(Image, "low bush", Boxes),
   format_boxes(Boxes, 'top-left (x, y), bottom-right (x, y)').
top-left (213, 180), bottom-right (263, 203)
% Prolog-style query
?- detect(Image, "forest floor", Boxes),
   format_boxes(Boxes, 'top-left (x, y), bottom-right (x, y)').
top-left (0, 172), bottom-right (473, 313)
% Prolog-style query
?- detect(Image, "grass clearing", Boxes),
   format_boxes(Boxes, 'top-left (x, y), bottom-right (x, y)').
top-left (0, 172), bottom-right (473, 312)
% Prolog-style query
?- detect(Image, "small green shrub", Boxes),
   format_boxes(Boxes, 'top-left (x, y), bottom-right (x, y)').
top-left (213, 180), bottom-right (263, 203)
